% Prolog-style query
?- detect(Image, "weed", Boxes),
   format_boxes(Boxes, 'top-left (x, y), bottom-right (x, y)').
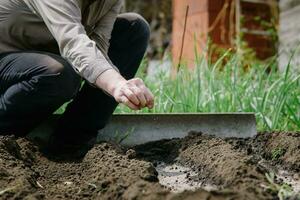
top-left (114, 127), bottom-right (135, 144)
top-left (265, 172), bottom-right (294, 200)
top-left (271, 148), bottom-right (286, 161)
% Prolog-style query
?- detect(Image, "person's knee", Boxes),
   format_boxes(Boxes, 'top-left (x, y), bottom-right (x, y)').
top-left (119, 13), bottom-right (151, 42)
top-left (37, 54), bottom-right (81, 100)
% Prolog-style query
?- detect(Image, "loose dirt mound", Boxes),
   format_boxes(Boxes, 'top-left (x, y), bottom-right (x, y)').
top-left (135, 133), bottom-right (273, 200)
top-left (134, 132), bottom-right (300, 200)
top-left (0, 136), bottom-right (167, 200)
top-left (247, 132), bottom-right (300, 172)
top-left (0, 132), bottom-right (299, 200)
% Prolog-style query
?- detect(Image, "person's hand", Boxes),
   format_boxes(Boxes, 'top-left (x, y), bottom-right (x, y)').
top-left (113, 78), bottom-right (154, 110)
top-left (96, 69), bottom-right (154, 110)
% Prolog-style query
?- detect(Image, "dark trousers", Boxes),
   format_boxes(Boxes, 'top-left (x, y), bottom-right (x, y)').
top-left (0, 13), bottom-right (150, 139)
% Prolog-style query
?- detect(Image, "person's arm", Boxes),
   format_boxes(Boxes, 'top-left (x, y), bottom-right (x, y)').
top-left (23, 0), bottom-right (114, 84)
top-left (90, 1), bottom-right (152, 109)
top-left (90, 1), bottom-right (122, 59)
top-left (24, 0), bottom-right (154, 110)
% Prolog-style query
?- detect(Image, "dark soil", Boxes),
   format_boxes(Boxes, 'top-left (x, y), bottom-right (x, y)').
top-left (0, 131), bottom-right (299, 200)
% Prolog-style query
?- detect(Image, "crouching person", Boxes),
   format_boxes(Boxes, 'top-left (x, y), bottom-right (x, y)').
top-left (0, 0), bottom-right (154, 155)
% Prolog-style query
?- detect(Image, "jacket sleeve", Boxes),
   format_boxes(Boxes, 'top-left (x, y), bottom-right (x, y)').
top-left (90, 1), bottom-right (123, 68)
top-left (23, 0), bottom-right (119, 84)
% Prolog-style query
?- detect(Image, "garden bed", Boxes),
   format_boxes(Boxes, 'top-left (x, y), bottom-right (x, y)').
top-left (0, 132), bottom-right (299, 200)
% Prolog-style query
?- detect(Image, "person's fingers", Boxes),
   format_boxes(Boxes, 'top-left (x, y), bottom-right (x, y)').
top-left (146, 90), bottom-right (155, 109)
top-left (135, 80), bottom-right (154, 109)
top-left (130, 86), bottom-right (147, 108)
top-left (123, 88), bottom-right (140, 106)
top-left (118, 78), bottom-right (154, 110)
top-left (132, 78), bottom-right (144, 86)
top-left (141, 86), bottom-right (154, 109)
top-left (119, 96), bottom-right (140, 110)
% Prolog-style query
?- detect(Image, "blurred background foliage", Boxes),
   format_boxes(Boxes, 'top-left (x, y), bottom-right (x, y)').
top-left (124, 0), bottom-right (172, 59)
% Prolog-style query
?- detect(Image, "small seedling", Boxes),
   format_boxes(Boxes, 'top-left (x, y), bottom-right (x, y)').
top-left (114, 127), bottom-right (136, 144)
top-left (265, 172), bottom-right (294, 200)
top-left (271, 148), bottom-right (286, 161)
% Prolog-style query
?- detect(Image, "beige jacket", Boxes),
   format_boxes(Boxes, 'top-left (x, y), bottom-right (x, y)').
top-left (0, 0), bottom-right (123, 83)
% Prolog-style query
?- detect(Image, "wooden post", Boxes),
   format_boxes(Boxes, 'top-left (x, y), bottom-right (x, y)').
top-left (171, 0), bottom-right (278, 72)
top-left (172, 0), bottom-right (233, 72)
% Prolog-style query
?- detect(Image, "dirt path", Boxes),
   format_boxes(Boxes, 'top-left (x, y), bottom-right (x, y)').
top-left (0, 132), bottom-right (299, 200)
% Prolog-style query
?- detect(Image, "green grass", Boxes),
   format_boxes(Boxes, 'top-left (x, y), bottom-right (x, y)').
top-left (115, 51), bottom-right (300, 131)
